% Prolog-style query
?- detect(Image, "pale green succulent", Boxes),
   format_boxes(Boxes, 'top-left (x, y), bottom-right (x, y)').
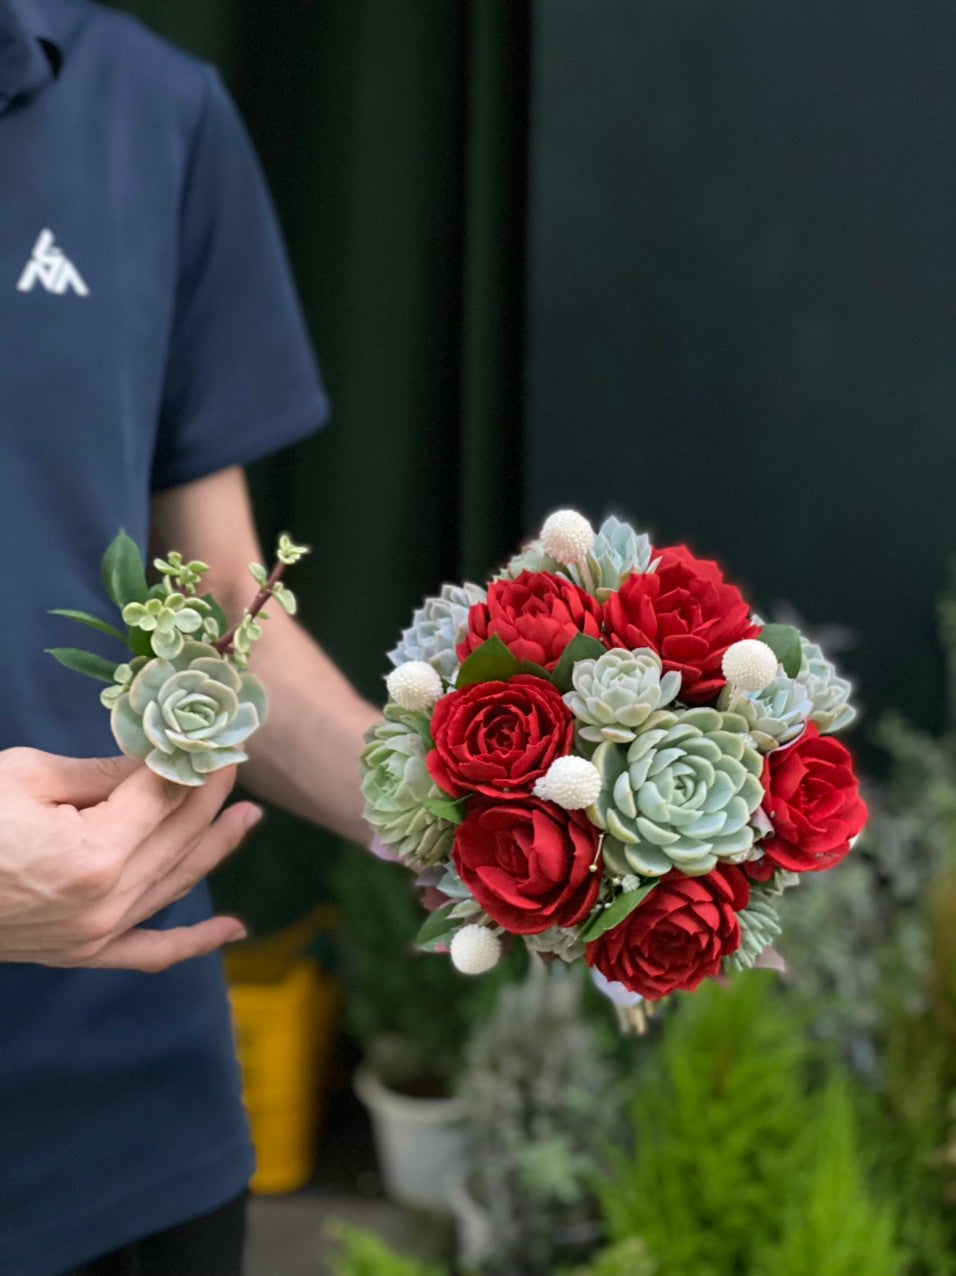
top-left (799, 637), bottom-right (856, 733)
top-left (725, 891), bottom-right (783, 971)
top-left (388, 582), bottom-right (487, 682)
top-left (110, 640), bottom-right (266, 785)
top-left (589, 706), bottom-right (765, 877)
top-left (524, 926), bottom-right (587, 963)
top-left (565, 647), bottom-right (682, 744)
top-left (498, 515), bottom-right (656, 599)
top-left (717, 673), bottom-right (813, 752)
top-left (361, 707), bottom-right (456, 868)
top-left (122, 592), bottom-right (208, 660)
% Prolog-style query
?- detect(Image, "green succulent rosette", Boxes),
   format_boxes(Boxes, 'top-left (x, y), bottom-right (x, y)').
top-left (361, 706), bottom-right (456, 869)
top-left (588, 706), bottom-right (765, 877)
top-left (799, 637), bottom-right (856, 733)
top-left (110, 640), bottom-right (267, 785)
top-left (387, 582), bottom-right (487, 682)
top-left (565, 647), bottom-right (682, 744)
top-left (498, 515), bottom-right (656, 597)
top-left (717, 673), bottom-right (813, 753)
top-left (725, 890), bottom-right (783, 972)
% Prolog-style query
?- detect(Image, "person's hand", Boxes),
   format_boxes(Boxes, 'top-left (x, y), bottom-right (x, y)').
top-left (0, 747), bottom-right (262, 972)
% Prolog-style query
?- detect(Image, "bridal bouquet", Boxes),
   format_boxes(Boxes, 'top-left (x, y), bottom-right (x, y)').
top-left (48, 530), bottom-right (309, 785)
top-left (361, 511), bottom-right (866, 1018)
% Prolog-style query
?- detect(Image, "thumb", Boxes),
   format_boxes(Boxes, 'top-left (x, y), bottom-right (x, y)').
top-left (31, 752), bottom-right (142, 808)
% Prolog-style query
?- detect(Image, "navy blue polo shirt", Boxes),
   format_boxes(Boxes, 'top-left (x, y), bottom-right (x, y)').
top-left (0, 2), bottom-right (330, 1272)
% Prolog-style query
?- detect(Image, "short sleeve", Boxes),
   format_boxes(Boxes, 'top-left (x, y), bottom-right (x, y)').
top-left (151, 68), bottom-right (330, 491)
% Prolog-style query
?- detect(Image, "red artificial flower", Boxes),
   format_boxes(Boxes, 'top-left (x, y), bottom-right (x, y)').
top-left (756, 723), bottom-right (867, 875)
top-left (426, 674), bottom-right (575, 800)
top-left (602, 545), bottom-right (759, 705)
top-left (585, 866), bottom-right (750, 1000)
top-left (458, 570), bottom-right (604, 671)
top-left (453, 798), bottom-right (602, 934)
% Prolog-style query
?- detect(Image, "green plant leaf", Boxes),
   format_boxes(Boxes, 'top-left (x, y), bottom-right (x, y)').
top-left (580, 881), bottom-right (657, 942)
top-left (551, 632), bottom-right (609, 693)
top-left (519, 660), bottom-right (555, 682)
top-left (100, 530), bottom-right (149, 609)
top-left (48, 609), bottom-right (127, 644)
top-left (456, 633), bottom-right (522, 688)
top-left (415, 901), bottom-right (458, 948)
top-left (201, 593), bottom-right (229, 638)
top-left (421, 795), bottom-right (468, 826)
top-left (758, 624), bottom-right (803, 679)
top-left (46, 648), bottom-right (119, 684)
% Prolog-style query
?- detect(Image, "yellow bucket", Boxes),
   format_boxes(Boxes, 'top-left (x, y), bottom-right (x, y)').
top-left (225, 915), bottom-right (340, 1195)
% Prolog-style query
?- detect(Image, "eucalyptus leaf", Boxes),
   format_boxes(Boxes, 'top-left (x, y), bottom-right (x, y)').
top-left (551, 632), bottom-right (609, 693)
top-left (421, 795), bottom-right (468, 826)
top-left (100, 530), bottom-right (149, 609)
top-left (49, 609), bottom-right (126, 644)
top-left (456, 634), bottom-right (522, 688)
top-left (579, 881), bottom-right (657, 942)
top-left (415, 901), bottom-right (458, 948)
top-left (758, 624), bottom-right (802, 679)
top-left (46, 647), bottom-right (118, 684)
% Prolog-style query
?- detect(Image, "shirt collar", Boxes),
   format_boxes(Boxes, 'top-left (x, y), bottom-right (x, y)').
top-left (0, 0), bottom-right (62, 113)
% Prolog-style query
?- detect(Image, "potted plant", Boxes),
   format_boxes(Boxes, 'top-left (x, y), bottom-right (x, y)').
top-left (332, 846), bottom-right (507, 1211)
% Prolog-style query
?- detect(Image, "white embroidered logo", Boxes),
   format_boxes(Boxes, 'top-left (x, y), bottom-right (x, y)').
top-left (16, 229), bottom-right (89, 296)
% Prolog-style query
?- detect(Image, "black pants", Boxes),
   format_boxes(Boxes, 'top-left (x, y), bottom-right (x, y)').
top-left (61, 1194), bottom-right (246, 1276)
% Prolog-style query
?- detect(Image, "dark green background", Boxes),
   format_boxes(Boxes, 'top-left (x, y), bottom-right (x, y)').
top-left (108, 0), bottom-right (953, 926)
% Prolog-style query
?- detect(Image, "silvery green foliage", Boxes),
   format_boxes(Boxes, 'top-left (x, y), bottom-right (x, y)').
top-left (591, 707), bottom-right (765, 877)
top-left (111, 640), bottom-right (266, 785)
top-left (717, 674), bottom-right (814, 752)
top-left (361, 706), bottom-right (456, 869)
top-left (461, 963), bottom-right (614, 1276)
top-left (388, 582), bottom-right (487, 681)
top-left (799, 637), bottom-right (856, 733)
top-left (725, 891), bottom-right (783, 972)
top-left (498, 516), bottom-right (656, 598)
top-left (565, 647), bottom-right (682, 744)
top-left (525, 927), bottom-right (587, 963)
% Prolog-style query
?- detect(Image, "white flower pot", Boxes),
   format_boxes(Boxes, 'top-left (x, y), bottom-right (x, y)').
top-left (353, 1064), bottom-right (467, 1211)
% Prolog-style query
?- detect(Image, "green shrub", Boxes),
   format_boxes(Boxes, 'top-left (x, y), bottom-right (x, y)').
top-left (325, 1222), bottom-right (446, 1276)
top-left (557, 1237), bottom-right (657, 1276)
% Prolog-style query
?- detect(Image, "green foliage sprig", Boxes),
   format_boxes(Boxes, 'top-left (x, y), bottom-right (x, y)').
top-left (47, 529), bottom-right (310, 784)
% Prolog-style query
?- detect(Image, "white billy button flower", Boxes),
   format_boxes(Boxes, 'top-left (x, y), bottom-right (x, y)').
top-left (540, 509), bottom-right (596, 566)
top-left (533, 755), bottom-right (603, 810)
top-left (386, 660), bottom-right (444, 712)
top-left (722, 638), bottom-right (780, 693)
top-left (450, 924), bottom-right (502, 975)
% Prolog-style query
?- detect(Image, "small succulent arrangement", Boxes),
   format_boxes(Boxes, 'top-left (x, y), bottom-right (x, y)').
top-left (361, 509), bottom-right (866, 1024)
top-left (48, 529), bottom-right (309, 785)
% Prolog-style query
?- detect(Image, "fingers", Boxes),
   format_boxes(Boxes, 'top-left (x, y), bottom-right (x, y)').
top-left (118, 801), bottom-right (263, 928)
top-left (86, 764), bottom-right (237, 853)
top-left (86, 916), bottom-right (248, 973)
top-left (8, 750), bottom-right (140, 807)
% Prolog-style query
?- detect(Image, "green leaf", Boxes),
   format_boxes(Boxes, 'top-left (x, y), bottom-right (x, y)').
top-left (758, 624), bottom-right (803, 679)
top-left (456, 634), bottom-right (522, 688)
top-left (49, 609), bottom-right (127, 644)
top-left (518, 660), bottom-right (555, 682)
top-left (415, 901), bottom-right (458, 948)
top-left (127, 627), bottom-right (155, 659)
top-left (551, 632), bottom-right (609, 693)
top-left (100, 530), bottom-right (149, 609)
top-left (201, 593), bottom-right (230, 637)
top-left (421, 795), bottom-right (468, 826)
top-left (580, 881), bottom-right (657, 942)
top-left (46, 647), bottom-right (119, 684)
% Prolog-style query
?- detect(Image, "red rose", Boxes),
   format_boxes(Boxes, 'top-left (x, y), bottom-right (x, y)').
top-left (453, 798), bottom-right (601, 933)
top-left (426, 674), bottom-right (574, 800)
top-left (585, 866), bottom-right (750, 1000)
top-left (458, 571), bottom-right (604, 671)
top-left (757, 724), bottom-right (867, 874)
top-left (603, 546), bottom-right (759, 705)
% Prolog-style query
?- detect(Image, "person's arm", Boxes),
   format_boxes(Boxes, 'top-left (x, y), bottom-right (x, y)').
top-left (150, 466), bottom-right (381, 846)
top-left (0, 750), bottom-right (260, 970)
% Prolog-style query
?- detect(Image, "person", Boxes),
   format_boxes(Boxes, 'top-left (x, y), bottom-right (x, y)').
top-left (0, 2), bottom-right (381, 1273)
